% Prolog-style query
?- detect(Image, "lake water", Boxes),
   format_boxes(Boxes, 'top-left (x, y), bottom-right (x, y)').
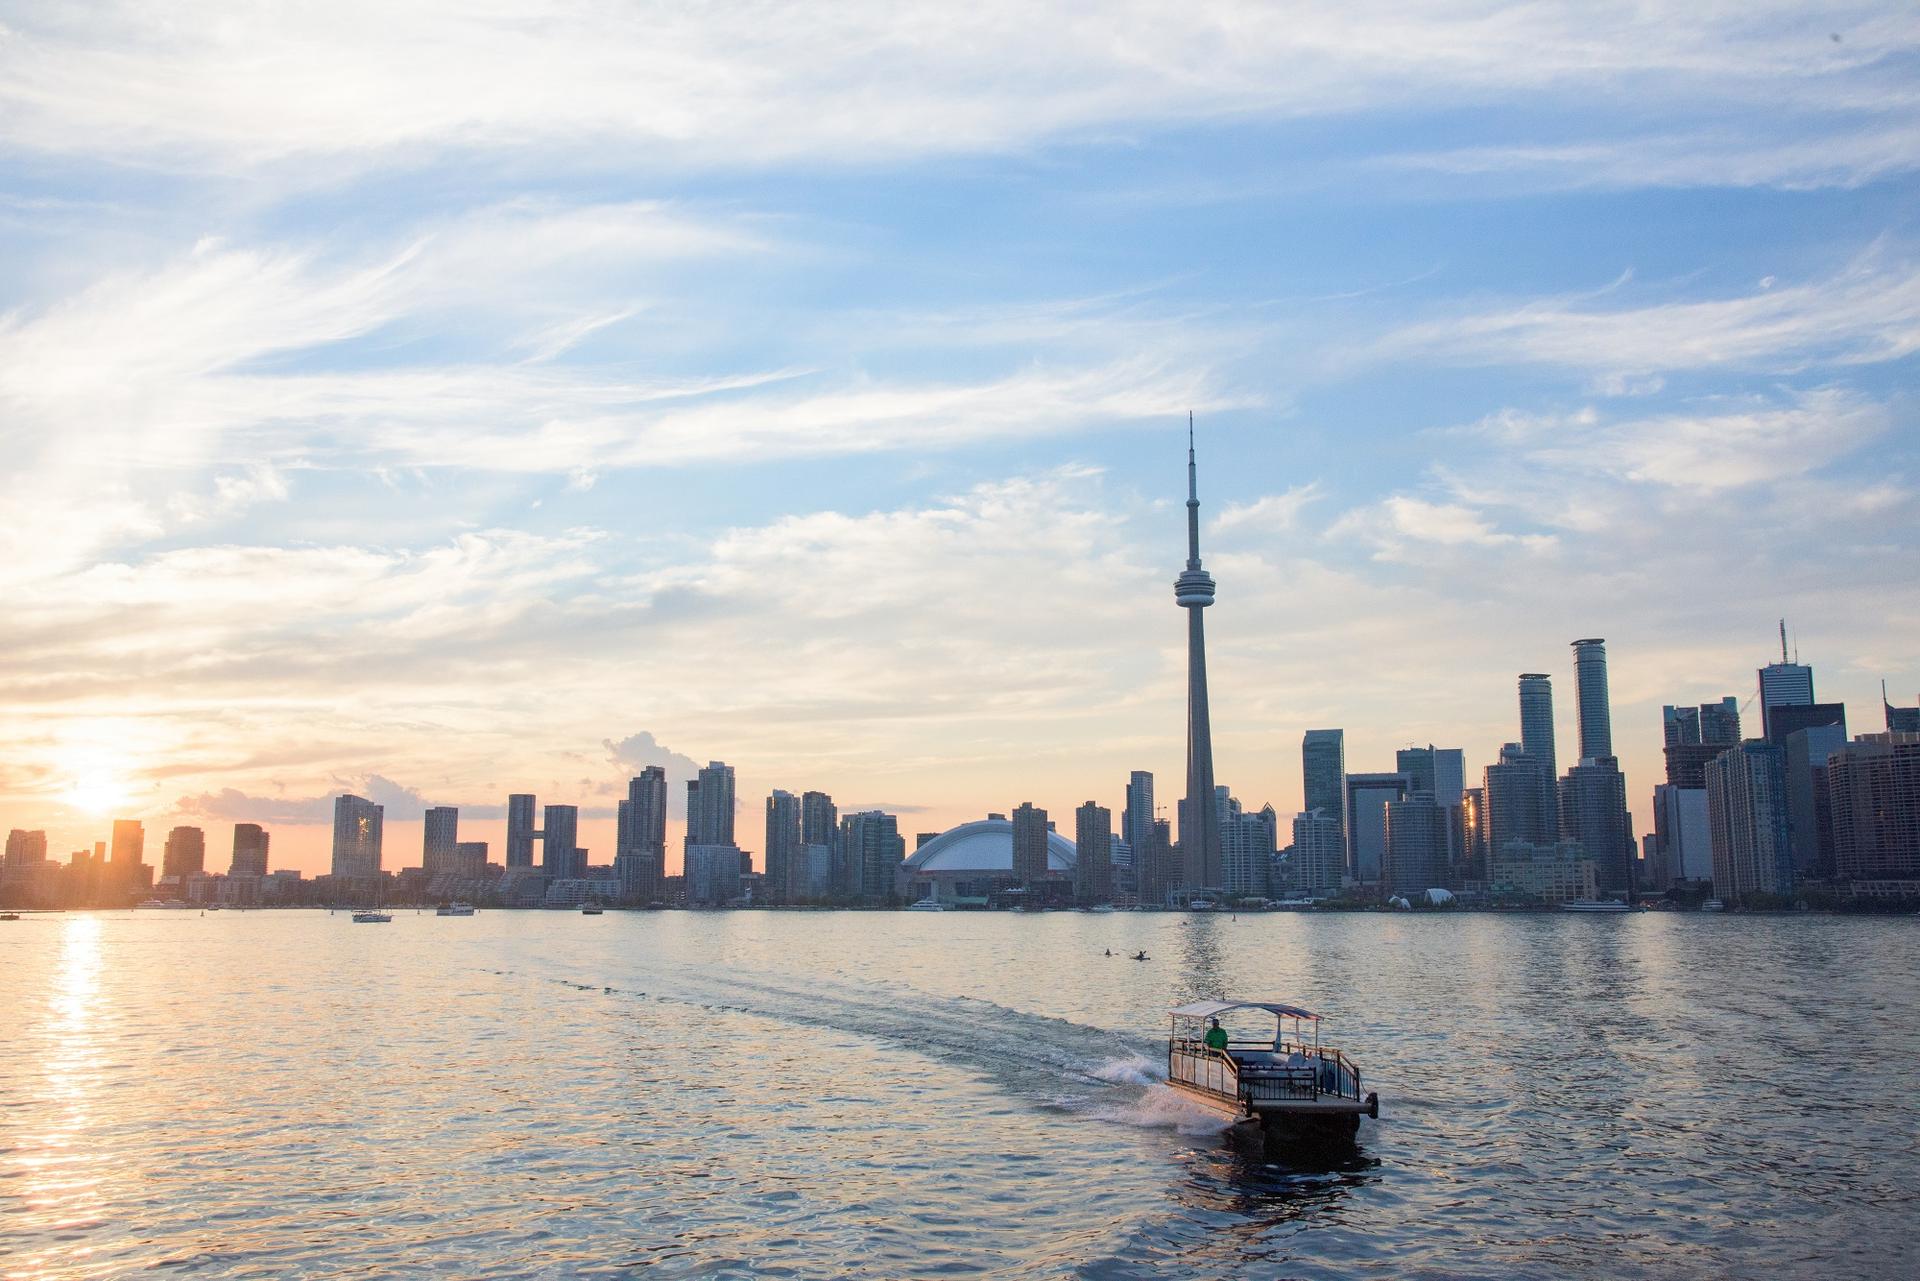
top-left (3, 909), bottom-right (1916, 1279)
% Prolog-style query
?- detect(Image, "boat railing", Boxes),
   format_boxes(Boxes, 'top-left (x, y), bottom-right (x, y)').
top-left (1170, 1036), bottom-right (1364, 1106)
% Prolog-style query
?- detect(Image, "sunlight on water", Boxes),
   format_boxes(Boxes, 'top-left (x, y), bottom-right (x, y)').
top-left (1, 910), bottom-right (1915, 1279)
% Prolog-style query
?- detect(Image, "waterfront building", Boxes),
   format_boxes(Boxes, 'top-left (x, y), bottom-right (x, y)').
top-left (1011, 802), bottom-right (1050, 888)
top-left (1489, 841), bottom-right (1598, 904)
top-left (506, 794), bottom-right (536, 868)
top-left (1705, 742), bottom-right (1794, 902)
top-left (1383, 794), bottom-right (1452, 896)
top-left (422, 806), bottom-right (459, 876)
top-left (615, 767), bottom-right (668, 903)
top-left (1458, 787), bottom-right (1487, 884)
top-left (1825, 732), bottom-right (1920, 896)
top-left (1559, 760), bottom-right (1633, 895)
top-left (542, 805), bottom-right (582, 880)
top-left (801, 843), bottom-right (833, 897)
top-left (841, 810), bottom-right (906, 902)
top-left (329, 796), bottom-right (382, 881)
top-left (687, 762), bottom-right (737, 849)
top-left (1301, 730), bottom-right (1348, 862)
top-left (110, 818), bottom-right (148, 891)
top-left (5, 828), bottom-right (48, 869)
top-left (1174, 425), bottom-right (1223, 891)
top-left (1344, 772), bottom-right (1409, 885)
top-left (1518, 674), bottom-right (1558, 820)
top-left (1136, 818), bottom-right (1175, 906)
top-left (1288, 810), bottom-right (1344, 897)
top-left (765, 790), bottom-right (801, 904)
top-left (1108, 834), bottom-right (1134, 897)
top-left (1484, 744), bottom-right (1551, 861)
top-left (684, 844), bottom-right (745, 905)
top-left (453, 841), bottom-right (488, 877)
top-left (229, 823), bottom-right (269, 878)
top-left (1074, 802), bottom-right (1113, 904)
top-left (163, 826), bottom-right (206, 880)
top-left (1652, 784), bottom-right (1712, 885)
top-left (544, 876), bottom-right (622, 907)
top-left (1220, 799), bottom-right (1277, 898)
top-left (900, 817), bottom-right (1076, 906)
top-left (1571, 639), bottom-right (1614, 761)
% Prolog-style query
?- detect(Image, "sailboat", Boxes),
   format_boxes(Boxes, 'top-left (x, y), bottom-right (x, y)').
top-left (351, 876), bottom-right (392, 923)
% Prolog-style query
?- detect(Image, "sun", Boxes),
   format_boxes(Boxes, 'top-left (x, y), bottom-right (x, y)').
top-left (59, 756), bottom-right (133, 817)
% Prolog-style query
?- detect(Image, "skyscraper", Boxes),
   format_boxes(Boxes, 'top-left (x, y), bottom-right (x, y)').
top-left (330, 795), bottom-right (382, 880)
top-left (1122, 771), bottom-right (1155, 862)
top-left (616, 768), bottom-right (668, 903)
top-left (1571, 639), bottom-right (1614, 761)
top-left (1783, 724), bottom-right (1847, 878)
top-left (1383, 795), bottom-right (1451, 896)
top-left (1559, 761), bottom-right (1633, 895)
top-left (686, 762), bottom-right (737, 849)
top-left (6, 828), bottom-right (49, 869)
top-left (1705, 742), bottom-right (1794, 902)
top-left (1396, 745), bottom-right (1465, 805)
top-left (841, 810), bottom-right (905, 902)
top-left (1826, 732), bottom-right (1920, 893)
top-left (162, 826), bottom-right (205, 880)
top-left (1288, 810), bottom-right (1344, 897)
top-left (764, 790), bottom-right (801, 903)
top-left (1885, 683), bottom-right (1920, 734)
top-left (1518, 674), bottom-right (1557, 791)
top-left (229, 823), bottom-right (269, 878)
top-left (1174, 423), bottom-right (1222, 891)
top-left (1757, 622), bottom-right (1815, 742)
top-left (1011, 802), bottom-right (1050, 888)
top-left (1345, 772), bottom-right (1410, 884)
top-left (1484, 743), bottom-right (1550, 861)
top-left (542, 805), bottom-right (581, 879)
top-left (422, 806), bottom-right (459, 875)
top-left (506, 794), bottom-right (536, 868)
top-left (1074, 801), bottom-right (1113, 904)
top-left (1301, 730), bottom-right (1347, 858)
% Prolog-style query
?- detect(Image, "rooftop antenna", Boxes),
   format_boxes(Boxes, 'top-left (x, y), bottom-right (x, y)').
top-left (1779, 618), bottom-right (1789, 665)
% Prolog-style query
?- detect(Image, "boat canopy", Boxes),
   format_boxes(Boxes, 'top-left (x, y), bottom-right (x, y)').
top-left (1168, 999), bottom-right (1320, 1022)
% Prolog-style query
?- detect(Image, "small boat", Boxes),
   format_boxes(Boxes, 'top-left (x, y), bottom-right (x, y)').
top-left (436, 902), bottom-right (476, 917)
top-left (1562, 899), bottom-right (1630, 913)
top-left (1187, 898), bottom-right (1217, 912)
top-left (1131, 951), bottom-right (1150, 961)
top-left (0, 912), bottom-right (20, 921)
top-left (580, 902), bottom-right (604, 915)
top-left (1166, 999), bottom-right (1378, 1147)
top-left (1701, 899), bottom-right (1726, 913)
top-left (906, 898), bottom-right (946, 912)
top-left (351, 910), bottom-right (392, 923)
top-left (1083, 904), bottom-right (1117, 914)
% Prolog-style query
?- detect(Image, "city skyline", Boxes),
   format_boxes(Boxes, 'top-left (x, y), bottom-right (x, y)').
top-left (3, 6), bottom-right (1917, 877)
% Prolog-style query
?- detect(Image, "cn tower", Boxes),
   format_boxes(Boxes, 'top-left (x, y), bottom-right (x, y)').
top-left (1175, 417), bottom-right (1222, 891)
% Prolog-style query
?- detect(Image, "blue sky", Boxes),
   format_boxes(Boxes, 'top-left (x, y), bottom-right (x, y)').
top-left (2, 2), bottom-right (1916, 871)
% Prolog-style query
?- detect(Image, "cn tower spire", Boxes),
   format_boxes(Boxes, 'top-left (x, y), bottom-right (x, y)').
top-left (1174, 415), bottom-right (1222, 896)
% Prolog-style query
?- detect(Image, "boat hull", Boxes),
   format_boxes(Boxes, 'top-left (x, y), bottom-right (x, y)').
top-left (1166, 1079), bottom-right (1376, 1149)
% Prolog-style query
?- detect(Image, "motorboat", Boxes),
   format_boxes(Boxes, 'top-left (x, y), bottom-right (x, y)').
top-left (1561, 899), bottom-right (1630, 913)
top-left (436, 902), bottom-right (476, 917)
top-left (580, 903), bottom-right (604, 915)
top-left (351, 910), bottom-right (392, 923)
top-left (1083, 904), bottom-right (1117, 914)
top-left (1166, 999), bottom-right (1378, 1147)
top-left (0, 912), bottom-right (19, 921)
top-left (1701, 899), bottom-right (1726, 913)
top-left (906, 898), bottom-right (946, 911)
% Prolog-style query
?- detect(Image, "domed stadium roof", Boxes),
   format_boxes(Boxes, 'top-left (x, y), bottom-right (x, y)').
top-left (904, 818), bottom-right (1077, 873)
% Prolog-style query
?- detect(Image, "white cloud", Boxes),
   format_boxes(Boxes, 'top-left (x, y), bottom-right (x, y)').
top-left (1212, 483), bottom-right (1324, 537)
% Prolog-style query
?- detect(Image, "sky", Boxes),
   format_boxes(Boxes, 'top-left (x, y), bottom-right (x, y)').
top-left (2, 2), bottom-right (1917, 877)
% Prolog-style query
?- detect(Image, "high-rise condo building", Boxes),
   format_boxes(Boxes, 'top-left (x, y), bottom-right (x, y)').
top-left (1886, 683), bottom-right (1920, 734)
top-left (685, 844), bottom-right (745, 905)
top-left (1289, 810), bottom-right (1344, 897)
top-left (110, 819), bottom-right (146, 886)
top-left (1518, 674), bottom-right (1558, 794)
top-left (506, 794), bottom-right (537, 868)
top-left (1174, 423), bottom-right (1222, 892)
top-left (1074, 802), bottom-right (1113, 904)
top-left (1484, 744), bottom-right (1551, 862)
top-left (1383, 794), bottom-right (1451, 897)
top-left (1764, 702), bottom-right (1846, 747)
top-left (229, 823), bottom-right (269, 878)
top-left (1571, 639), bottom-right (1614, 762)
top-left (1459, 787), bottom-right (1487, 883)
top-left (454, 841), bottom-right (488, 876)
top-left (422, 806), bottom-right (459, 875)
top-left (1783, 724), bottom-right (1847, 878)
top-left (840, 811), bottom-right (905, 902)
top-left (1825, 732), bottom-right (1920, 895)
top-left (765, 790), bottom-right (801, 903)
top-left (1123, 771), bottom-right (1155, 862)
top-left (1699, 697), bottom-right (1742, 745)
top-left (542, 805), bottom-right (581, 880)
top-left (1652, 784), bottom-right (1712, 885)
top-left (1011, 802), bottom-right (1050, 889)
top-left (1705, 742), bottom-right (1794, 902)
top-left (330, 796), bottom-right (383, 880)
top-left (802, 790), bottom-right (838, 845)
top-left (6, 828), bottom-right (49, 869)
top-left (1220, 798), bottom-right (1277, 898)
top-left (1559, 761), bottom-right (1633, 895)
top-left (162, 826), bottom-right (205, 881)
top-left (1301, 731), bottom-right (1347, 859)
top-left (686, 762), bottom-right (737, 850)
top-left (616, 768), bottom-right (668, 903)
top-left (1396, 746), bottom-right (1465, 805)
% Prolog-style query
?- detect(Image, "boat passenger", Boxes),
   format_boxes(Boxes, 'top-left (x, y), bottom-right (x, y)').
top-left (1203, 1018), bottom-right (1228, 1052)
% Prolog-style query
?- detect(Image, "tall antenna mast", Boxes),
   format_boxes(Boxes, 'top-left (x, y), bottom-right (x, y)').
top-left (1779, 619), bottom-right (1789, 664)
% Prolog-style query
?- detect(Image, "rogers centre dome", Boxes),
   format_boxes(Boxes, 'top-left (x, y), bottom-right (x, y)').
top-left (903, 818), bottom-right (1077, 875)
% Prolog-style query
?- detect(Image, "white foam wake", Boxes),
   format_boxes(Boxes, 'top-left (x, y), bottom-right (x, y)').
top-left (1092, 1083), bottom-right (1236, 1136)
top-left (1087, 1053), bottom-right (1163, 1087)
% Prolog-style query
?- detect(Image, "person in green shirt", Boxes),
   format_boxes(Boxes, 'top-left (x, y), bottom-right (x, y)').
top-left (1203, 1018), bottom-right (1228, 1052)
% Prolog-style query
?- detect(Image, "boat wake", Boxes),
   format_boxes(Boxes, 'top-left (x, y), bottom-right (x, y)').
top-left (1089, 1084), bottom-right (1237, 1136)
